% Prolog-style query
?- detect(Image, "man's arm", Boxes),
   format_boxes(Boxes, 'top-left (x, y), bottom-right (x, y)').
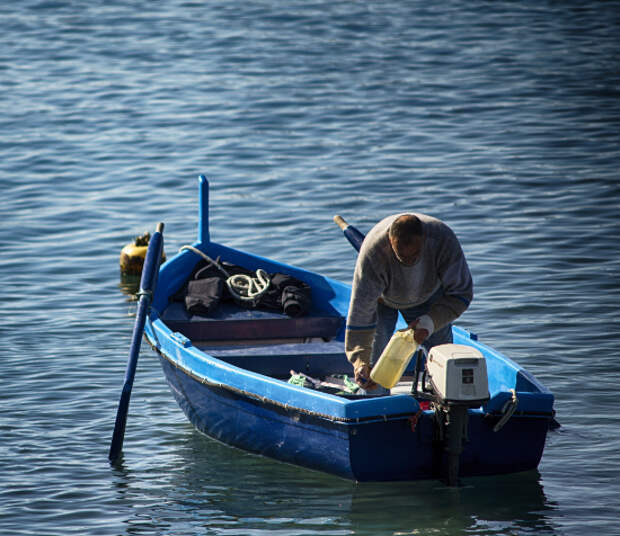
top-left (345, 253), bottom-right (384, 374)
top-left (415, 229), bottom-right (473, 339)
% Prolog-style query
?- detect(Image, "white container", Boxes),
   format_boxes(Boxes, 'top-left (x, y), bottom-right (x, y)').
top-left (370, 329), bottom-right (419, 389)
top-left (426, 344), bottom-right (489, 405)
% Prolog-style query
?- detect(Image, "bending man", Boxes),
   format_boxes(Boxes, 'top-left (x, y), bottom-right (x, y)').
top-left (345, 213), bottom-right (473, 392)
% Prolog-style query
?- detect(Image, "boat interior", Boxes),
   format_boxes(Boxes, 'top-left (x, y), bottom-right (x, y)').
top-left (156, 245), bottom-right (547, 408)
top-left (160, 297), bottom-right (357, 378)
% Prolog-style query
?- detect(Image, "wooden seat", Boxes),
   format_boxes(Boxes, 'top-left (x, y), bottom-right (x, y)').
top-left (197, 340), bottom-right (349, 377)
top-left (161, 301), bottom-right (344, 342)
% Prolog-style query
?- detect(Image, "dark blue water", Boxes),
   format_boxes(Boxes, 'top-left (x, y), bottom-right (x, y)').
top-left (2, 1), bottom-right (619, 534)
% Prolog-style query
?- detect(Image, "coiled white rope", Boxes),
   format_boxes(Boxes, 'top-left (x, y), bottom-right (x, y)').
top-left (179, 245), bottom-right (270, 303)
top-left (225, 270), bottom-right (270, 301)
top-left (493, 388), bottom-right (518, 432)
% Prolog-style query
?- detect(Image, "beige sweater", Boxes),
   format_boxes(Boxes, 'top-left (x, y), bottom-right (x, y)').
top-left (345, 213), bottom-right (473, 369)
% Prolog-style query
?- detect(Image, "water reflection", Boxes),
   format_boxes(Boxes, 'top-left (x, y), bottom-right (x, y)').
top-left (118, 273), bottom-right (141, 300)
top-left (348, 472), bottom-right (557, 535)
top-left (111, 428), bottom-right (558, 535)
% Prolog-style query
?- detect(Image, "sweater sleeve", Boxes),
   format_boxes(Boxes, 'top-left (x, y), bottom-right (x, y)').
top-left (345, 252), bottom-right (385, 368)
top-left (426, 229), bottom-right (473, 331)
top-left (345, 329), bottom-right (375, 371)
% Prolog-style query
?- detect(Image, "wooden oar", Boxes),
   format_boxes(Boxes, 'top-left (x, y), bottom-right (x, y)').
top-left (333, 215), bottom-right (365, 252)
top-left (109, 222), bottom-right (165, 464)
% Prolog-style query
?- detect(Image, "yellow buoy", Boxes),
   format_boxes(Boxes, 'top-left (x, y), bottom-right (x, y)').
top-left (120, 231), bottom-right (166, 276)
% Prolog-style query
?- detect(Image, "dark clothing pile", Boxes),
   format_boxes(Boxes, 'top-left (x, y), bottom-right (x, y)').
top-left (180, 258), bottom-right (312, 318)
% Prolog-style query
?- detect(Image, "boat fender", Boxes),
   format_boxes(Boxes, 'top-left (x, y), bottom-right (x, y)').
top-left (120, 231), bottom-right (166, 275)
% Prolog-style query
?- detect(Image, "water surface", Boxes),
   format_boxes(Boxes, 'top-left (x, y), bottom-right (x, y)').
top-left (1, 1), bottom-right (619, 535)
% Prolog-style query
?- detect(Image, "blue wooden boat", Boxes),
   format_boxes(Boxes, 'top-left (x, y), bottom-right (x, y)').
top-left (144, 175), bottom-right (555, 483)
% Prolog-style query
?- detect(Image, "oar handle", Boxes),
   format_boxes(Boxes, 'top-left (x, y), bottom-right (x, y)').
top-left (333, 215), bottom-right (365, 252)
top-left (333, 215), bottom-right (348, 231)
top-left (138, 222), bottom-right (164, 294)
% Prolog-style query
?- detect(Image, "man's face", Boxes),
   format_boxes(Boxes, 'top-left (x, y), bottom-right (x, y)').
top-left (390, 235), bottom-right (423, 266)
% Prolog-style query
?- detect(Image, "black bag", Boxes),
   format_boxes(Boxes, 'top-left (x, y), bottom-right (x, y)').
top-left (185, 277), bottom-right (224, 315)
top-left (271, 273), bottom-right (312, 317)
top-left (182, 257), bottom-right (312, 317)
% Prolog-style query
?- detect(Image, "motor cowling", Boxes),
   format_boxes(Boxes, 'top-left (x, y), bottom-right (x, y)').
top-left (426, 344), bottom-right (489, 407)
top-left (425, 344), bottom-right (490, 486)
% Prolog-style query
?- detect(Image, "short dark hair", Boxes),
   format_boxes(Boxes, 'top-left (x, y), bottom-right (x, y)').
top-left (388, 214), bottom-right (423, 244)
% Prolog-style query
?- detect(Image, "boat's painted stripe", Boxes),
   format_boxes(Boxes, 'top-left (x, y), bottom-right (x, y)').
top-left (146, 315), bottom-right (554, 419)
top-left (152, 343), bottom-right (419, 425)
top-left (147, 313), bottom-right (426, 421)
top-left (148, 330), bottom-right (555, 425)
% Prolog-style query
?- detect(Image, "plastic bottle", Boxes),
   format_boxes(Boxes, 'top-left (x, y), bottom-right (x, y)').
top-left (370, 329), bottom-right (419, 389)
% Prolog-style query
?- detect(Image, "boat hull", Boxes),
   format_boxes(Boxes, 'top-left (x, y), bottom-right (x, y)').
top-left (155, 347), bottom-right (549, 482)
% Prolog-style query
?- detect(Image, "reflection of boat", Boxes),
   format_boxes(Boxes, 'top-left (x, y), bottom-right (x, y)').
top-left (144, 175), bottom-right (555, 482)
top-left (348, 471), bottom-right (556, 534)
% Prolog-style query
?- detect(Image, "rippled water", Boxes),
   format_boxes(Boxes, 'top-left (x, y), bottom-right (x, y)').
top-left (1, 1), bottom-right (619, 535)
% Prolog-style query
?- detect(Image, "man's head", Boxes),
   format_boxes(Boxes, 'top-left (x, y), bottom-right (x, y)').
top-left (388, 214), bottom-right (424, 266)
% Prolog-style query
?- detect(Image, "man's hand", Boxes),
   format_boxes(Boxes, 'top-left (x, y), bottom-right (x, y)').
top-left (354, 363), bottom-right (376, 389)
top-left (408, 319), bottom-right (429, 344)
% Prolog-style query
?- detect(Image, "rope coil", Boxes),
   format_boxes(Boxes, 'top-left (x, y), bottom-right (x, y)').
top-left (179, 245), bottom-right (271, 303)
top-left (226, 270), bottom-right (270, 301)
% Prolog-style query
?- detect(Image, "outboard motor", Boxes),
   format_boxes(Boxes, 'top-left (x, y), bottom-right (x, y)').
top-left (423, 344), bottom-right (489, 485)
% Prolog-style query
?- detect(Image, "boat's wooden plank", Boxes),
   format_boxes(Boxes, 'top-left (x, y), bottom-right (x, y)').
top-left (162, 301), bottom-right (344, 341)
top-left (195, 340), bottom-right (349, 377)
top-left (197, 340), bottom-right (344, 356)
